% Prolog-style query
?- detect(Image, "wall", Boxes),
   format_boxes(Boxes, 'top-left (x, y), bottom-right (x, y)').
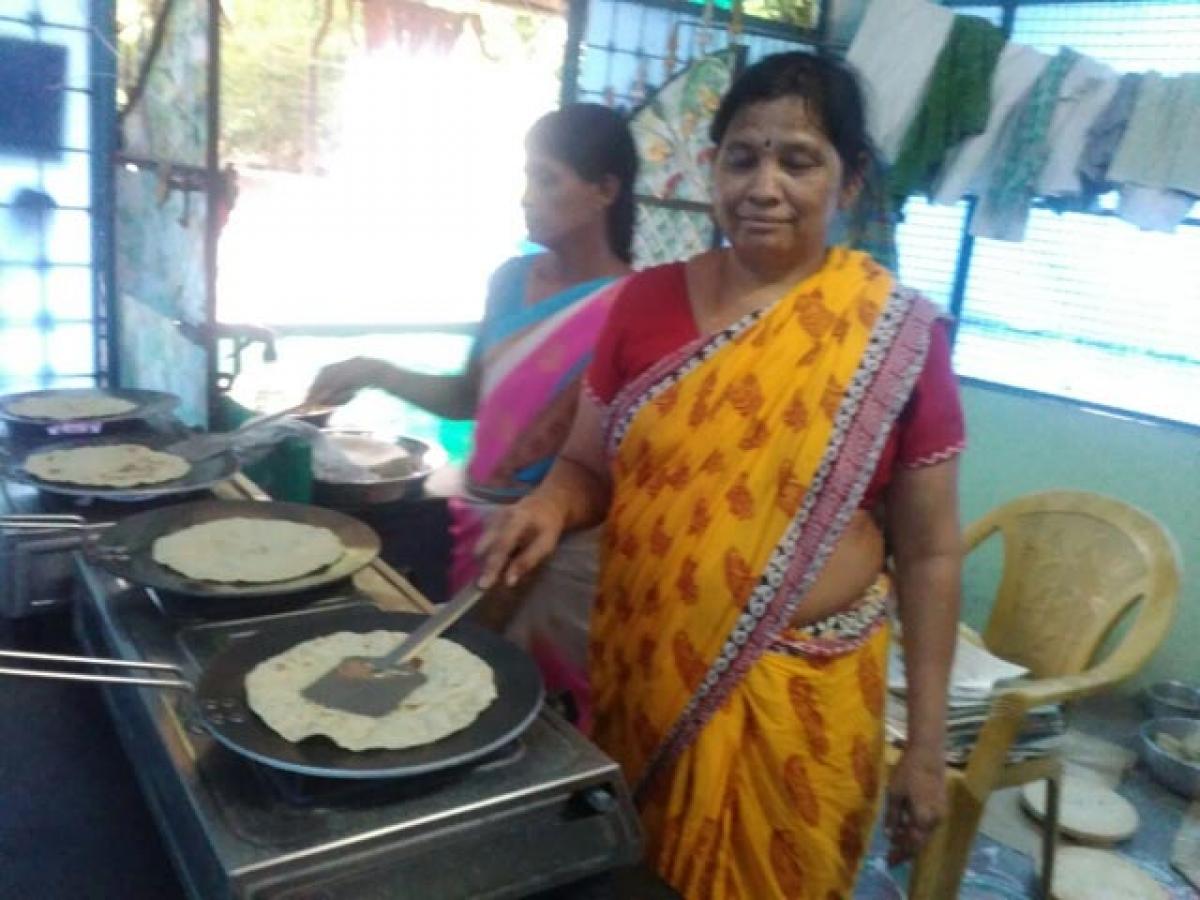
top-left (958, 383), bottom-right (1199, 693)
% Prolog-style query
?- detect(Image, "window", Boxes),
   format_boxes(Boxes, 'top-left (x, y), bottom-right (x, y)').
top-left (894, 0), bottom-right (1200, 427)
top-left (0, 0), bottom-right (101, 394)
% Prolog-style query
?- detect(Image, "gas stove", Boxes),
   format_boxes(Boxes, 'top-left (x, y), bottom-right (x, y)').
top-left (72, 559), bottom-right (643, 900)
top-left (0, 417), bottom-right (203, 618)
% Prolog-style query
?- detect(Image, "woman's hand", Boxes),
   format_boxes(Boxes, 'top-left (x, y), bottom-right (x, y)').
top-left (475, 495), bottom-right (567, 589)
top-left (885, 745), bottom-right (947, 865)
top-left (307, 357), bottom-right (391, 406)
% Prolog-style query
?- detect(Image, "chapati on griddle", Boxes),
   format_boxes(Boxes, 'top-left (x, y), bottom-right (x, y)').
top-left (24, 443), bottom-right (191, 488)
top-left (151, 517), bottom-right (345, 583)
top-left (245, 630), bottom-right (498, 751)
top-left (5, 392), bottom-right (136, 420)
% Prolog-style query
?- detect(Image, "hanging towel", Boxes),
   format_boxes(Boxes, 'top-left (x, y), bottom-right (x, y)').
top-left (932, 43), bottom-right (1049, 206)
top-left (972, 48), bottom-right (1079, 241)
top-left (1037, 56), bottom-right (1120, 197)
top-left (888, 15), bottom-right (1007, 205)
top-left (846, 0), bottom-right (955, 163)
top-left (1109, 73), bottom-right (1200, 197)
top-left (1118, 186), bottom-right (1197, 232)
top-left (1078, 73), bottom-right (1142, 199)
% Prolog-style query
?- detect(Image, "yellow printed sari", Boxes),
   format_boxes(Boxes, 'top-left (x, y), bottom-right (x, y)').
top-left (589, 249), bottom-right (939, 898)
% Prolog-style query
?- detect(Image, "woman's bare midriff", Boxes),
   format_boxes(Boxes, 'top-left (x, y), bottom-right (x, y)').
top-left (787, 509), bottom-right (885, 628)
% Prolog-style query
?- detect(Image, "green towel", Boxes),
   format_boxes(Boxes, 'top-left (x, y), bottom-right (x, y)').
top-left (888, 15), bottom-right (1007, 206)
top-left (975, 48), bottom-right (1079, 240)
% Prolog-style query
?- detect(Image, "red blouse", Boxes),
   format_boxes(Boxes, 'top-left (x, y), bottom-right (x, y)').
top-left (585, 264), bottom-right (966, 508)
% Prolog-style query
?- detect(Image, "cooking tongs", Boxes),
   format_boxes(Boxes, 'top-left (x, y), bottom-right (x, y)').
top-left (0, 514), bottom-right (127, 561)
top-left (0, 649), bottom-right (192, 691)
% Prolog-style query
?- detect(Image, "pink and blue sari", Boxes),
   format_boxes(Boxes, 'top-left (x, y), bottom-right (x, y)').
top-left (449, 255), bottom-right (621, 720)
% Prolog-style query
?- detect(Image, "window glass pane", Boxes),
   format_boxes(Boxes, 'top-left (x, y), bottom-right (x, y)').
top-left (0, 155), bottom-right (40, 203)
top-left (895, 198), bottom-right (969, 309)
top-left (39, 0), bottom-right (88, 28)
top-left (0, 16), bottom-right (32, 38)
top-left (62, 89), bottom-right (89, 151)
top-left (0, 2), bottom-right (87, 28)
top-left (0, 0), bottom-right (97, 397)
top-left (0, 265), bottom-right (41, 322)
top-left (44, 207), bottom-right (90, 263)
top-left (0, 205), bottom-right (42, 263)
top-left (0, 325), bottom-right (47, 380)
top-left (957, 211), bottom-right (1200, 425)
top-left (43, 264), bottom-right (90, 320)
top-left (1012, 1), bottom-right (1200, 74)
top-left (42, 23), bottom-right (88, 91)
top-left (40, 150), bottom-right (90, 208)
top-left (43, 320), bottom-right (92, 374)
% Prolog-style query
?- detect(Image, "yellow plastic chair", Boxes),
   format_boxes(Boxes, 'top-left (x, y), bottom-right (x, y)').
top-left (894, 490), bottom-right (1182, 900)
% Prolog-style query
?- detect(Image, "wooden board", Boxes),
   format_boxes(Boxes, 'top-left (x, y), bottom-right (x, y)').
top-left (1047, 847), bottom-right (1168, 900)
top-left (1172, 799), bottom-right (1200, 891)
top-left (1021, 776), bottom-right (1139, 845)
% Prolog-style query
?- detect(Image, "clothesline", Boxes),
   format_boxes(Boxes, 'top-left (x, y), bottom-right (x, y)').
top-left (846, 0), bottom-right (1200, 241)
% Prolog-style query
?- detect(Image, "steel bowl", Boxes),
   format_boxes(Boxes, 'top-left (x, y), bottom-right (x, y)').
top-left (1140, 717), bottom-right (1200, 799)
top-left (1143, 680), bottom-right (1200, 720)
top-left (311, 430), bottom-right (446, 508)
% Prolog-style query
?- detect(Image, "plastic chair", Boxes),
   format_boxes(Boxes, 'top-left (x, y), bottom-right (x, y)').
top-left (895, 490), bottom-right (1182, 900)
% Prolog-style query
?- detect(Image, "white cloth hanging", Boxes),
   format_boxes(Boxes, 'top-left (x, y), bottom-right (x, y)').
top-left (932, 42), bottom-right (1049, 206)
top-left (1118, 186), bottom-right (1197, 232)
top-left (846, 0), bottom-right (955, 164)
top-left (1037, 56), bottom-right (1120, 197)
top-left (1109, 73), bottom-right (1200, 197)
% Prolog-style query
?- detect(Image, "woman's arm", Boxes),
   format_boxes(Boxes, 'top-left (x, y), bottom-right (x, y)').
top-left (308, 353), bottom-right (481, 421)
top-left (884, 456), bottom-right (962, 862)
top-left (476, 395), bottom-right (611, 588)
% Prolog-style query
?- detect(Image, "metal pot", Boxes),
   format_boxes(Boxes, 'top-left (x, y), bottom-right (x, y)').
top-left (1140, 717), bottom-right (1200, 799)
top-left (312, 431), bottom-right (447, 508)
top-left (1143, 680), bottom-right (1200, 720)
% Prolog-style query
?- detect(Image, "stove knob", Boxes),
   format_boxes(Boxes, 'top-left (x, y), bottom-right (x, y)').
top-left (582, 787), bottom-right (617, 814)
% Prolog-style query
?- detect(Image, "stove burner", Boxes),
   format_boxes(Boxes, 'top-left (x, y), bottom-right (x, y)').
top-left (250, 739), bottom-right (526, 809)
top-left (73, 550), bottom-right (644, 898)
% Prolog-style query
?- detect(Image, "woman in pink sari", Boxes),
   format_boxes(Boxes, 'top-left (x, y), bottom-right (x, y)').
top-left (309, 104), bottom-right (638, 725)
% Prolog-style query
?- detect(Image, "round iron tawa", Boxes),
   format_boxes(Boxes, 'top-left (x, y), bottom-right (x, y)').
top-left (91, 499), bottom-right (380, 599)
top-left (194, 609), bottom-right (545, 778)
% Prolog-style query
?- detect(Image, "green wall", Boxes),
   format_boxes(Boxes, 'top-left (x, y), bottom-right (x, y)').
top-left (958, 383), bottom-right (1199, 693)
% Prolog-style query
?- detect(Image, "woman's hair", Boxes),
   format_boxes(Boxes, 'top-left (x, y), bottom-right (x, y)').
top-left (709, 52), bottom-right (875, 184)
top-left (526, 103), bottom-right (640, 263)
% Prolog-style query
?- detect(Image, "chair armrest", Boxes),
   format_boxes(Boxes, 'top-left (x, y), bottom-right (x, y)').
top-left (958, 659), bottom-right (1132, 795)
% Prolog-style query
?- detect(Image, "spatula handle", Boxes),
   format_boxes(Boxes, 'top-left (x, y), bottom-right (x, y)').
top-left (379, 585), bottom-right (484, 668)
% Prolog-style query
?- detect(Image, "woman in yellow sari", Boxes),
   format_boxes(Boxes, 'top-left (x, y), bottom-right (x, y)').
top-left (479, 54), bottom-right (963, 898)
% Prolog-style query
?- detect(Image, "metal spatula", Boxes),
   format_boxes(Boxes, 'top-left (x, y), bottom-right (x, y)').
top-left (301, 584), bottom-right (484, 717)
top-left (166, 401), bottom-right (316, 463)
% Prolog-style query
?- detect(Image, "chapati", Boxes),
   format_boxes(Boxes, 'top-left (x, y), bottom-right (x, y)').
top-left (245, 630), bottom-right (498, 751)
top-left (24, 443), bottom-right (190, 488)
top-left (152, 517), bottom-right (344, 583)
top-left (5, 392), bottom-right (136, 420)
